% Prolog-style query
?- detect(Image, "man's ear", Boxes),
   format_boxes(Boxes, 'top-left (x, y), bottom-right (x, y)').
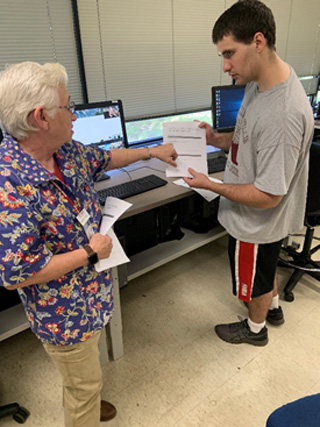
top-left (30, 106), bottom-right (50, 131)
top-left (253, 32), bottom-right (266, 53)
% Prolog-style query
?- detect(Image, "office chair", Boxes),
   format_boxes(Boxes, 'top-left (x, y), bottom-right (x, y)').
top-left (0, 129), bottom-right (30, 424)
top-left (279, 141), bottom-right (320, 302)
top-left (266, 393), bottom-right (320, 426)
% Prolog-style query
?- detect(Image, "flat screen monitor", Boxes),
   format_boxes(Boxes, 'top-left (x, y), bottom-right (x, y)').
top-left (73, 100), bottom-right (128, 150)
top-left (212, 85), bottom-right (245, 132)
top-left (299, 75), bottom-right (319, 97)
top-left (125, 109), bottom-right (213, 148)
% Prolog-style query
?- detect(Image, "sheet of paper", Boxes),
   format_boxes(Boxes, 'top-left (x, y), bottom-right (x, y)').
top-left (163, 121), bottom-right (207, 178)
top-left (100, 197), bottom-right (132, 234)
top-left (173, 177), bottom-right (222, 203)
top-left (95, 197), bottom-right (132, 272)
top-left (95, 228), bottom-right (130, 272)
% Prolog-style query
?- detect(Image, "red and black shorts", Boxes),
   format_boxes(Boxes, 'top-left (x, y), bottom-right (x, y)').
top-left (228, 235), bottom-right (283, 302)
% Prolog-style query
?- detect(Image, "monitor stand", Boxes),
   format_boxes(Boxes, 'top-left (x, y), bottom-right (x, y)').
top-left (98, 172), bottom-right (110, 182)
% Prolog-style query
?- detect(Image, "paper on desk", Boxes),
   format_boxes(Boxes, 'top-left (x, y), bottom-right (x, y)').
top-left (95, 197), bottom-right (132, 272)
top-left (163, 121), bottom-right (207, 178)
top-left (173, 177), bottom-right (222, 202)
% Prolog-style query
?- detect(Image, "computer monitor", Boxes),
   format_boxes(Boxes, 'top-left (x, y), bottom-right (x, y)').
top-left (125, 109), bottom-right (213, 148)
top-left (73, 100), bottom-right (128, 150)
top-left (212, 85), bottom-right (245, 132)
top-left (299, 75), bottom-right (319, 97)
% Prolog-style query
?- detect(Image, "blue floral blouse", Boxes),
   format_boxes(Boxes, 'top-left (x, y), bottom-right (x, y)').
top-left (0, 135), bottom-right (114, 345)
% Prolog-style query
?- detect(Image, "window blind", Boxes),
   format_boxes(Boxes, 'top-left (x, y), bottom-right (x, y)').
top-left (0, 0), bottom-right (83, 103)
top-left (265, 0), bottom-right (320, 77)
top-left (77, 0), bottom-right (230, 120)
top-left (77, 0), bottom-right (320, 120)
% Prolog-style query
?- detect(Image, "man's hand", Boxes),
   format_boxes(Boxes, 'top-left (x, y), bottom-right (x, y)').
top-left (151, 143), bottom-right (178, 167)
top-left (183, 168), bottom-right (212, 189)
top-left (197, 121), bottom-right (233, 151)
top-left (197, 121), bottom-right (215, 145)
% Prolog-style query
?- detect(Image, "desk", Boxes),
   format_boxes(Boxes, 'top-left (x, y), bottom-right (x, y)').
top-left (97, 158), bottom-right (226, 360)
top-left (0, 159), bottom-right (226, 364)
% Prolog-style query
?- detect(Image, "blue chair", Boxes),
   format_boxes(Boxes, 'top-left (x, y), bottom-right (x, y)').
top-left (266, 394), bottom-right (320, 426)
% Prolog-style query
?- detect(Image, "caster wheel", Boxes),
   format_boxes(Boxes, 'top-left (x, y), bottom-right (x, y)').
top-left (284, 291), bottom-right (294, 302)
top-left (13, 407), bottom-right (30, 424)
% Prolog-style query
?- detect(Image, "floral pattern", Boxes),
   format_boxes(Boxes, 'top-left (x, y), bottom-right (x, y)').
top-left (0, 136), bottom-right (114, 345)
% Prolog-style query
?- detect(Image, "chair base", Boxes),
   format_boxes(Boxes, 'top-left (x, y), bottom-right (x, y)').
top-left (278, 226), bottom-right (320, 302)
top-left (0, 403), bottom-right (30, 424)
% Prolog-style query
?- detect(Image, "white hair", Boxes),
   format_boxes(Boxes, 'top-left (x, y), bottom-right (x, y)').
top-left (0, 62), bottom-right (68, 140)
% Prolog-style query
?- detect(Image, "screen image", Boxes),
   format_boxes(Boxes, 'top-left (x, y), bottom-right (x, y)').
top-left (73, 100), bottom-right (128, 150)
top-left (212, 85), bottom-right (245, 132)
top-left (126, 109), bottom-right (213, 147)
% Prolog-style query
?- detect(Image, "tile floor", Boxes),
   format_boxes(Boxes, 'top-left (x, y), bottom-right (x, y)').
top-left (1, 233), bottom-right (320, 426)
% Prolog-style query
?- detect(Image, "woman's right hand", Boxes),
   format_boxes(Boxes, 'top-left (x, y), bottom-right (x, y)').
top-left (89, 233), bottom-right (113, 260)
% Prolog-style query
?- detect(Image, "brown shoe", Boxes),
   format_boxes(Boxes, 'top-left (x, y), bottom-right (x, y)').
top-left (100, 400), bottom-right (117, 422)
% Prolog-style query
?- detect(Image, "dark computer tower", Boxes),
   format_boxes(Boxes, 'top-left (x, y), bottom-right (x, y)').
top-left (0, 287), bottom-right (21, 312)
top-left (114, 210), bottom-right (158, 257)
top-left (156, 201), bottom-right (184, 244)
top-left (180, 193), bottom-right (220, 233)
top-left (114, 201), bottom-right (184, 258)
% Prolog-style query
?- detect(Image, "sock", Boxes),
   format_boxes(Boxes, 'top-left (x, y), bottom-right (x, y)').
top-left (269, 294), bottom-right (279, 311)
top-left (247, 318), bottom-right (266, 334)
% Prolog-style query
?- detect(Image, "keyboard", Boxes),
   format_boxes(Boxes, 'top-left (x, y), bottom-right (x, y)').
top-left (97, 174), bottom-right (168, 205)
top-left (207, 155), bottom-right (227, 174)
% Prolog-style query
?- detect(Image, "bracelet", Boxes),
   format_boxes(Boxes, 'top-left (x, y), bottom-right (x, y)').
top-left (145, 146), bottom-right (153, 160)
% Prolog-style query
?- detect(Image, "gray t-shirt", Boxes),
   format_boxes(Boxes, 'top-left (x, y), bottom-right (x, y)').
top-left (218, 68), bottom-right (314, 244)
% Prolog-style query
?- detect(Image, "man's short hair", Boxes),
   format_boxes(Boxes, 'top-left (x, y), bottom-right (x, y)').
top-left (212, 0), bottom-right (276, 50)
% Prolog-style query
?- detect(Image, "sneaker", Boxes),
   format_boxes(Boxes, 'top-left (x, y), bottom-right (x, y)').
top-left (266, 306), bottom-right (284, 326)
top-left (242, 301), bottom-right (285, 326)
top-left (215, 318), bottom-right (268, 346)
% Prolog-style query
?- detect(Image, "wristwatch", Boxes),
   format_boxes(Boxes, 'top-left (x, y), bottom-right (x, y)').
top-left (84, 244), bottom-right (99, 265)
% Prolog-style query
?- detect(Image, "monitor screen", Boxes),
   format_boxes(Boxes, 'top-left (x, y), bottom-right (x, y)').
top-left (125, 109), bottom-right (213, 147)
top-left (212, 85), bottom-right (245, 132)
top-left (299, 75), bottom-right (319, 97)
top-left (73, 100), bottom-right (128, 150)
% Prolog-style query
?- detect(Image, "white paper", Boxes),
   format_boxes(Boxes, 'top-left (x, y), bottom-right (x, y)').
top-left (95, 197), bottom-right (132, 272)
top-left (163, 121), bottom-right (207, 178)
top-left (99, 197), bottom-right (132, 234)
top-left (95, 228), bottom-right (130, 272)
top-left (173, 177), bottom-right (222, 202)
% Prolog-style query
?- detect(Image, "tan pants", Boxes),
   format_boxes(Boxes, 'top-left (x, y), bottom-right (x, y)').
top-left (43, 331), bottom-right (102, 427)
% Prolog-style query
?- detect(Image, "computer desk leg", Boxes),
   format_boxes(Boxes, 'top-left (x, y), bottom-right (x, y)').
top-left (99, 327), bottom-right (109, 366)
top-left (105, 267), bottom-right (124, 361)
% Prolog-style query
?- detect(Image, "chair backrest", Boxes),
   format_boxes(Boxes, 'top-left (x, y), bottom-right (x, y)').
top-left (306, 141), bottom-right (320, 220)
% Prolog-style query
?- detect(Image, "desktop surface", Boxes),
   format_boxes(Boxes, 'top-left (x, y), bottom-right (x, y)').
top-left (95, 157), bottom-right (224, 219)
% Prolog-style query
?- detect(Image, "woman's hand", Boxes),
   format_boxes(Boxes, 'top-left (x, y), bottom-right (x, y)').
top-left (89, 233), bottom-right (113, 260)
top-left (150, 143), bottom-right (178, 167)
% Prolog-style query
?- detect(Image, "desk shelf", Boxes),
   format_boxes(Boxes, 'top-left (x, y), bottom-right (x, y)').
top-left (127, 225), bottom-right (226, 281)
top-left (0, 304), bottom-right (29, 341)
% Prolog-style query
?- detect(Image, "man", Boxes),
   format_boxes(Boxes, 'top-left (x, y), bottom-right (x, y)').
top-left (0, 61), bottom-right (178, 426)
top-left (184, 0), bottom-right (314, 346)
